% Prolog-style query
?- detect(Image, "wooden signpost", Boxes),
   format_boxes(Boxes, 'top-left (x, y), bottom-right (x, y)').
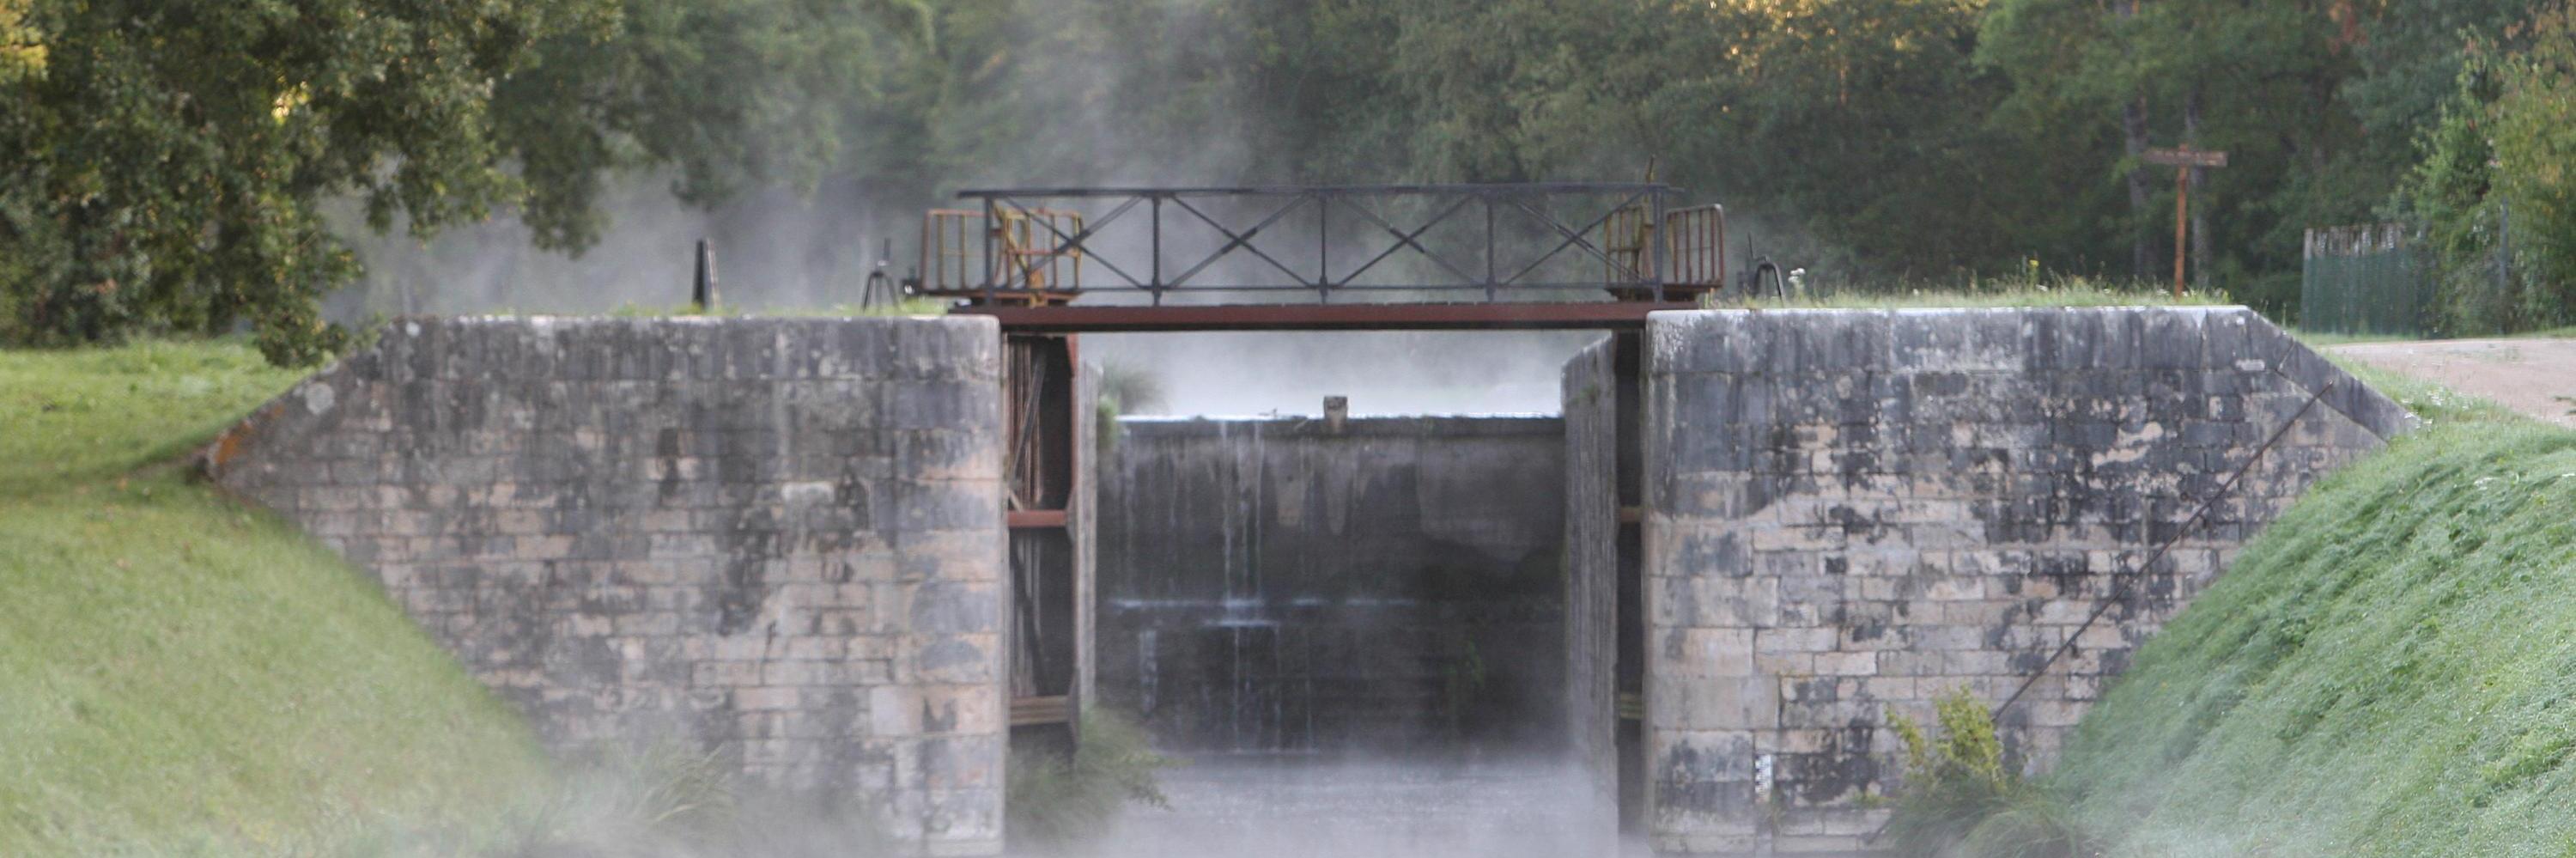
top-left (2143, 145), bottom-right (2227, 298)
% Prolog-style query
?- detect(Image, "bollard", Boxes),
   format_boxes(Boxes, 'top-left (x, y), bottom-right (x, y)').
top-left (693, 239), bottom-right (719, 313)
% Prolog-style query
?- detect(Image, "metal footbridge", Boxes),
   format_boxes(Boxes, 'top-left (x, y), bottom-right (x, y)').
top-left (893, 183), bottom-right (1765, 332)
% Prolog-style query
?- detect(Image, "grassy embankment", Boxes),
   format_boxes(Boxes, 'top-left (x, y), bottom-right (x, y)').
top-left (1952, 366), bottom-right (2576, 855)
top-left (0, 341), bottom-right (551, 855)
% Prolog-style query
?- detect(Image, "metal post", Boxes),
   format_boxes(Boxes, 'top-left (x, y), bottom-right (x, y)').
top-left (1485, 194), bottom-right (1498, 301)
top-left (983, 198), bottom-right (999, 304)
top-left (1151, 196), bottom-right (1163, 307)
top-left (693, 239), bottom-right (718, 312)
top-left (1651, 189), bottom-right (1668, 301)
top-left (1317, 193), bottom-right (1331, 303)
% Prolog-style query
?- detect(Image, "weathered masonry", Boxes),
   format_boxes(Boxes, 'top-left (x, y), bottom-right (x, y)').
top-left (1566, 307), bottom-right (2412, 855)
top-left (1096, 416), bottom-right (1565, 753)
top-left (204, 316), bottom-right (1028, 855)
top-left (205, 304), bottom-right (2405, 858)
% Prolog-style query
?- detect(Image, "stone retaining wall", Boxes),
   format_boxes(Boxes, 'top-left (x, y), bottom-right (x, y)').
top-left (1561, 338), bottom-right (1624, 848)
top-left (1638, 307), bottom-right (2410, 854)
top-left (204, 316), bottom-right (1008, 855)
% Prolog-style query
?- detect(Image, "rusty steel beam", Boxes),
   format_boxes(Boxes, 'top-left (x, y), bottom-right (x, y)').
top-left (1010, 694), bottom-right (1073, 727)
top-left (1007, 509), bottom-right (1069, 530)
top-left (954, 301), bottom-right (1700, 332)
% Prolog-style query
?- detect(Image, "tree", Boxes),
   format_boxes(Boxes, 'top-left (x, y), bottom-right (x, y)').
top-left (2400, 2), bottom-right (2576, 333)
top-left (0, 0), bottom-right (613, 363)
top-left (494, 0), bottom-right (935, 253)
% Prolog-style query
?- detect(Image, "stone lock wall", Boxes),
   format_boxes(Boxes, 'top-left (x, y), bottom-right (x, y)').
top-left (1560, 338), bottom-right (1624, 847)
top-left (204, 316), bottom-right (1009, 855)
top-left (1637, 307), bottom-right (2412, 854)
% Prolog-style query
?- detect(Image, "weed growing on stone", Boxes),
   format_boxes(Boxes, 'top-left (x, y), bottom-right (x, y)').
top-left (1883, 689), bottom-right (2090, 858)
top-left (1006, 710), bottom-right (1174, 849)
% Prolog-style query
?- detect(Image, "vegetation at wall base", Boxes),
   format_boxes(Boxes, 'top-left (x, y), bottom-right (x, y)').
top-left (1005, 710), bottom-right (1173, 849)
top-left (1882, 689), bottom-right (2093, 858)
top-left (1948, 400), bottom-right (2576, 855)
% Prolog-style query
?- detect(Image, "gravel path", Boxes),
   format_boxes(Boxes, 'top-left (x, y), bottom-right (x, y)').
top-left (2329, 338), bottom-right (2576, 429)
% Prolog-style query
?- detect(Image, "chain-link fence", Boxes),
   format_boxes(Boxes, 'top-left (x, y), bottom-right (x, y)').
top-left (2301, 223), bottom-right (2436, 335)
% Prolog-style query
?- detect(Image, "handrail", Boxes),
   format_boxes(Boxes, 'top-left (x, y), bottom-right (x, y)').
top-left (935, 183), bottom-right (1698, 304)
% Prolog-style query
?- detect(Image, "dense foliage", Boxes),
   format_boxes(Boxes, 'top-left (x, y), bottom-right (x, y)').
top-left (0, 1), bottom-right (604, 362)
top-left (2396, 4), bottom-right (2576, 334)
top-left (4, 0), bottom-right (2569, 361)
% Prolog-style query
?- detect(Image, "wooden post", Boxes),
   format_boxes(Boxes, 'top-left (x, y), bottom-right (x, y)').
top-left (2142, 146), bottom-right (2228, 298)
top-left (2172, 165), bottom-right (2190, 299)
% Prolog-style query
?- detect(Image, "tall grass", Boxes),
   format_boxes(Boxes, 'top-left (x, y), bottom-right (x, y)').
top-left (1948, 402), bottom-right (2576, 855)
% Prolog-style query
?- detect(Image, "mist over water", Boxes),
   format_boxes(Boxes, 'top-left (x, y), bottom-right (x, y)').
top-left (1096, 755), bottom-right (1615, 858)
top-left (320, 0), bottom-right (1622, 850)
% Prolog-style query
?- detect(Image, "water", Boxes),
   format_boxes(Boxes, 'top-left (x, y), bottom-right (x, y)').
top-left (1095, 753), bottom-right (1625, 858)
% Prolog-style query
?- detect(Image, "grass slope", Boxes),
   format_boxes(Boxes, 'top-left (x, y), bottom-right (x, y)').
top-left (0, 340), bottom-right (548, 855)
top-left (2038, 417), bottom-right (2576, 856)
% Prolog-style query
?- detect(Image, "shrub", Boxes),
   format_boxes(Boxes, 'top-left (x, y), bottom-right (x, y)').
top-left (1883, 689), bottom-right (2093, 858)
top-left (1005, 710), bottom-right (1173, 849)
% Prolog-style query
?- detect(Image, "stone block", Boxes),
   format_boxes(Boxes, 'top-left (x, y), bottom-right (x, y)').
top-left (1637, 307), bottom-right (2405, 855)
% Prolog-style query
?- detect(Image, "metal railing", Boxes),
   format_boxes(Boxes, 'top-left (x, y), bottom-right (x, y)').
top-left (936, 183), bottom-right (1692, 304)
top-left (1662, 204), bottom-right (1728, 289)
top-left (918, 207), bottom-right (1087, 301)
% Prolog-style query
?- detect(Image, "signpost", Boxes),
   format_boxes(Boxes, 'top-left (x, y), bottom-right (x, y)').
top-left (2143, 146), bottom-right (2227, 299)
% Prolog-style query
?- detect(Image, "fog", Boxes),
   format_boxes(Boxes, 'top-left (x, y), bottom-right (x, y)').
top-left (325, 0), bottom-right (1622, 851)
top-left (1097, 756), bottom-right (1616, 858)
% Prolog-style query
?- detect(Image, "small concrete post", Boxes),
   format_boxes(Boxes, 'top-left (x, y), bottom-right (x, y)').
top-left (1323, 396), bottom-right (1348, 433)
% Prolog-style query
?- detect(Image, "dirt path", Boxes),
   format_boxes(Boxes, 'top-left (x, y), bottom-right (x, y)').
top-left (2329, 338), bottom-right (2576, 428)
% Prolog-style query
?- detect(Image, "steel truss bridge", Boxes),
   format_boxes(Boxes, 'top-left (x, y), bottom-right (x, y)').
top-left (901, 183), bottom-right (1744, 332)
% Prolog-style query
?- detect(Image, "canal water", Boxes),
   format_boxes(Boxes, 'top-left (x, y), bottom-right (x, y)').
top-left (1095, 753), bottom-right (1624, 857)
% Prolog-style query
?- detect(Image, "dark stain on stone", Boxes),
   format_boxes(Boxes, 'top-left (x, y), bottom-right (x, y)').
top-left (716, 507), bottom-right (781, 634)
top-left (1655, 744), bottom-right (1745, 814)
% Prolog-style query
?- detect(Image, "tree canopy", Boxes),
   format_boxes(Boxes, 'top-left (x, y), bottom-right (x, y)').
top-left (3, 0), bottom-right (2568, 361)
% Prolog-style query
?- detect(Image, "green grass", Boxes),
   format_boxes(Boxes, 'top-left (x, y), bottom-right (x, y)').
top-left (2512, 324), bottom-right (2576, 340)
top-left (2324, 358), bottom-right (2524, 427)
top-left (2008, 413), bottom-right (2576, 856)
top-left (1723, 276), bottom-right (2230, 310)
top-left (2290, 322), bottom-right (2576, 346)
top-left (0, 341), bottom-right (306, 496)
top-left (2285, 328), bottom-right (2415, 349)
top-left (0, 339), bottom-right (552, 855)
